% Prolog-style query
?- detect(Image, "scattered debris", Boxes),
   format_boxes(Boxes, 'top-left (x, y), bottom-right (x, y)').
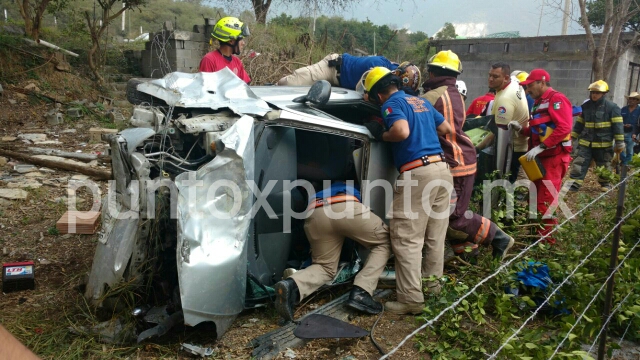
top-left (69, 318), bottom-right (134, 344)
top-left (2, 261), bottom-right (36, 293)
top-left (24, 171), bottom-right (47, 178)
top-left (56, 211), bottom-right (101, 234)
top-left (39, 167), bottom-right (56, 173)
top-left (24, 83), bottom-right (41, 92)
top-left (0, 149), bottom-right (111, 180)
top-left (14, 164), bottom-right (37, 173)
top-left (46, 111), bottom-right (64, 125)
top-left (0, 157), bottom-right (7, 167)
top-left (7, 180), bottom-right (42, 189)
top-left (2, 136), bottom-right (17, 142)
top-left (67, 108), bottom-right (84, 118)
top-left (181, 343), bottom-right (215, 357)
top-left (137, 311), bottom-right (184, 343)
top-left (17, 133), bottom-right (47, 143)
top-left (49, 196), bottom-right (85, 205)
top-left (0, 83), bottom-right (3, 96)
top-left (70, 174), bottom-right (90, 181)
top-left (0, 198), bottom-right (12, 209)
top-left (60, 129), bottom-right (77, 134)
top-left (0, 189), bottom-right (28, 200)
top-left (143, 306), bottom-right (169, 324)
top-left (97, 95), bottom-right (114, 106)
top-left (27, 147), bottom-right (103, 163)
top-left (89, 128), bottom-right (119, 142)
top-left (8, 99), bottom-right (16, 105)
top-left (284, 348), bottom-right (297, 359)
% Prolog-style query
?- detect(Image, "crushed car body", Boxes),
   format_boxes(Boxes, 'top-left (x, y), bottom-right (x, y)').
top-left (85, 69), bottom-right (398, 338)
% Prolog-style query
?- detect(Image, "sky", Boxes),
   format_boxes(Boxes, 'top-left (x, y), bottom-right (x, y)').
top-left (273, 0), bottom-right (586, 37)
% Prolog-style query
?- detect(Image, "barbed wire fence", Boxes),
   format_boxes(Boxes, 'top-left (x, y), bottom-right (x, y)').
top-left (381, 167), bottom-right (640, 360)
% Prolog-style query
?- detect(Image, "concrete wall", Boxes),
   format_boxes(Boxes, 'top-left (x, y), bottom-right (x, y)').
top-left (435, 34), bottom-right (640, 108)
top-left (141, 28), bottom-right (210, 78)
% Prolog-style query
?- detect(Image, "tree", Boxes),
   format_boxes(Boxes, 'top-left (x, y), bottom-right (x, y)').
top-left (434, 22), bottom-right (456, 40)
top-left (585, 0), bottom-right (640, 32)
top-left (16, 0), bottom-right (69, 42)
top-left (576, 0), bottom-right (640, 80)
top-left (84, 0), bottom-right (147, 84)
top-left (219, 0), bottom-right (355, 25)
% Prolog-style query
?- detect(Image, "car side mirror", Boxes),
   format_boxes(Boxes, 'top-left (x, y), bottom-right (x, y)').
top-left (292, 80), bottom-right (331, 106)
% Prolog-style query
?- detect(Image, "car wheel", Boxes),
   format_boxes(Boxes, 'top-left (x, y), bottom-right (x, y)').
top-left (126, 78), bottom-right (168, 107)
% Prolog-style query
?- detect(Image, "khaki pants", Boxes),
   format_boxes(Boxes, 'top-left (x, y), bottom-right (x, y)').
top-left (290, 201), bottom-right (391, 300)
top-left (390, 162), bottom-right (452, 304)
top-left (277, 53), bottom-right (340, 87)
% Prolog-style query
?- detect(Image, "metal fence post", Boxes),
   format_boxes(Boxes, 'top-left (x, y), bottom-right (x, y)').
top-left (598, 165), bottom-right (629, 360)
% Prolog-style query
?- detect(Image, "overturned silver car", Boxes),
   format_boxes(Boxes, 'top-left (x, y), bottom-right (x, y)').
top-left (84, 68), bottom-right (398, 339)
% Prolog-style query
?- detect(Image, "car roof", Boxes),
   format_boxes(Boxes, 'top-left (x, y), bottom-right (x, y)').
top-left (250, 85), bottom-right (364, 107)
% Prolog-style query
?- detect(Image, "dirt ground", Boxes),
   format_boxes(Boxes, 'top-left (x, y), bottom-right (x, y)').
top-left (0, 54), bottom-right (635, 359)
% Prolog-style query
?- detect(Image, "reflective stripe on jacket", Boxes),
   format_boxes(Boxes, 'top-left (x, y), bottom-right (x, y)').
top-left (571, 98), bottom-right (623, 148)
top-left (422, 76), bottom-right (477, 177)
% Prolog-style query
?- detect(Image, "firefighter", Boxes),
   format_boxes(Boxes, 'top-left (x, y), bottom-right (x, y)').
top-left (361, 66), bottom-right (453, 315)
top-left (422, 50), bottom-right (514, 262)
top-left (199, 17), bottom-right (251, 84)
top-left (510, 69), bottom-right (573, 244)
top-left (273, 182), bottom-right (391, 321)
top-left (568, 80), bottom-right (624, 191)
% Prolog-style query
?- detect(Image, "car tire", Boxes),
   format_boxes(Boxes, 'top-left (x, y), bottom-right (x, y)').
top-left (126, 78), bottom-right (168, 107)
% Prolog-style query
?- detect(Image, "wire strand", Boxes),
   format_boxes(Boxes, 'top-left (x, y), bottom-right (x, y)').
top-left (491, 205), bottom-right (640, 359)
top-left (380, 169), bottom-right (640, 360)
top-left (586, 289), bottom-right (635, 356)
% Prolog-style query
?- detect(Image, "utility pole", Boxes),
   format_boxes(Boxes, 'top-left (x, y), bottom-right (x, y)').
top-left (121, 2), bottom-right (125, 32)
top-left (374, 32), bottom-right (376, 55)
top-left (536, 0), bottom-right (544, 36)
top-left (561, 0), bottom-right (570, 35)
top-left (312, 0), bottom-right (317, 37)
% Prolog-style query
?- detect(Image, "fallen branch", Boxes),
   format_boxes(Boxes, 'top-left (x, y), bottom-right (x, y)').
top-left (0, 148), bottom-right (111, 180)
top-left (10, 86), bottom-right (66, 104)
top-left (26, 147), bottom-right (110, 163)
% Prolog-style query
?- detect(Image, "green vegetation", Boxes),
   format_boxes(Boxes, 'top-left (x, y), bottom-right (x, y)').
top-left (415, 165), bottom-right (640, 359)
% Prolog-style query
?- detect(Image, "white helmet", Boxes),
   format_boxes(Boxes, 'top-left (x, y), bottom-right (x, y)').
top-left (455, 80), bottom-right (467, 98)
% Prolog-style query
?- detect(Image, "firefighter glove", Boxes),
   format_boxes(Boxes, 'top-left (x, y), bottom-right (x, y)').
top-left (507, 121), bottom-right (522, 133)
top-left (364, 121), bottom-right (385, 141)
top-left (614, 141), bottom-right (626, 154)
top-left (525, 144), bottom-right (545, 161)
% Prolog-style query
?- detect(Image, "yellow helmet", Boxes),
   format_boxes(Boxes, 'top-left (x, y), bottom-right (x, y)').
top-left (211, 17), bottom-right (250, 42)
top-left (511, 70), bottom-right (529, 83)
top-left (588, 80), bottom-right (609, 93)
top-left (364, 67), bottom-right (400, 104)
top-left (427, 50), bottom-right (462, 74)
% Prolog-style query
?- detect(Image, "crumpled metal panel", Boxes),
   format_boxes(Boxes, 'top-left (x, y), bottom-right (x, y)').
top-left (85, 204), bottom-right (140, 304)
top-left (137, 69), bottom-right (270, 116)
top-left (175, 115), bottom-right (255, 338)
top-left (176, 112), bottom-right (238, 134)
top-left (120, 128), bottom-right (156, 155)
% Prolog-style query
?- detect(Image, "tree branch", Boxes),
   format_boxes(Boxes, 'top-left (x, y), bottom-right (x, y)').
top-left (578, 0), bottom-right (596, 50)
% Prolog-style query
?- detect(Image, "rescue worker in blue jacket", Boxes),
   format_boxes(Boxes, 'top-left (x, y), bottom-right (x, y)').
top-left (620, 91), bottom-right (640, 165)
top-left (277, 53), bottom-right (422, 95)
top-left (362, 67), bottom-right (455, 315)
top-left (569, 80), bottom-right (625, 191)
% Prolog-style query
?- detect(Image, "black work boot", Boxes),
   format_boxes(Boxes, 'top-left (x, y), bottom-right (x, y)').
top-left (274, 278), bottom-right (299, 322)
top-left (346, 286), bottom-right (383, 314)
top-left (491, 228), bottom-right (515, 259)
